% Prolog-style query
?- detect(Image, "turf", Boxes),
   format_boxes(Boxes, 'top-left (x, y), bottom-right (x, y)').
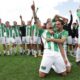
top-left (0, 55), bottom-right (80, 80)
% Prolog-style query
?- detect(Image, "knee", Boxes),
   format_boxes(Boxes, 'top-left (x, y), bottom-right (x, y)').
top-left (66, 66), bottom-right (71, 73)
top-left (39, 72), bottom-right (46, 78)
top-left (60, 71), bottom-right (67, 76)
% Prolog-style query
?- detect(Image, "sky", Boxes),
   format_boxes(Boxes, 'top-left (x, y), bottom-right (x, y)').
top-left (0, 0), bottom-right (80, 25)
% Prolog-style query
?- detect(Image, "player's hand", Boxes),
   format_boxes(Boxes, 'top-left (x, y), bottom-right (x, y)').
top-left (20, 15), bottom-right (22, 19)
top-left (46, 38), bottom-right (53, 42)
top-left (31, 1), bottom-right (35, 11)
top-left (69, 10), bottom-right (72, 14)
top-left (49, 30), bottom-right (54, 35)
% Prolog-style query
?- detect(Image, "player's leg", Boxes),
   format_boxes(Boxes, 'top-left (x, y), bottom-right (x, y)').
top-left (9, 37), bottom-right (14, 55)
top-left (22, 37), bottom-right (26, 55)
top-left (6, 37), bottom-right (11, 55)
top-left (39, 50), bottom-right (54, 78)
top-left (67, 36), bottom-right (73, 54)
top-left (12, 37), bottom-right (18, 55)
top-left (3, 44), bottom-right (6, 56)
top-left (33, 36), bottom-right (38, 57)
top-left (2, 37), bottom-right (7, 56)
top-left (26, 36), bottom-right (31, 55)
top-left (53, 52), bottom-right (67, 76)
top-left (37, 37), bottom-right (42, 56)
top-left (17, 37), bottom-right (23, 55)
top-left (30, 36), bottom-right (34, 55)
top-left (16, 37), bottom-right (23, 55)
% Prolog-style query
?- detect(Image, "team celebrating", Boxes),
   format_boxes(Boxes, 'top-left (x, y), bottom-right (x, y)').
top-left (0, 1), bottom-right (80, 78)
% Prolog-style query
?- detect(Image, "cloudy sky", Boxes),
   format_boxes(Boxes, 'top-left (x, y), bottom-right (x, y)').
top-left (0, 0), bottom-right (80, 25)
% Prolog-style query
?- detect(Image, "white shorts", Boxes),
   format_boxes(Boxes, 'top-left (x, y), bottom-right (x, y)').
top-left (39, 49), bottom-right (66, 74)
top-left (72, 38), bottom-right (78, 45)
top-left (30, 36), bottom-right (38, 44)
top-left (26, 36), bottom-right (31, 44)
top-left (37, 37), bottom-right (41, 44)
top-left (15, 37), bottom-right (22, 44)
top-left (32, 36), bottom-right (41, 44)
top-left (22, 37), bottom-right (26, 44)
top-left (0, 37), bottom-right (2, 43)
top-left (2, 37), bottom-right (9, 45)
top-left (32, 36), bottom-right (38, 44)
top-left (67, 36), bottom-right (72, 45)
top-left (9, 38), bottom-right (15, 44)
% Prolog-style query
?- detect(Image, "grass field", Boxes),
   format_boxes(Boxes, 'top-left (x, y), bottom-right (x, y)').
top-left (0, 55), bottom-right (80, 80)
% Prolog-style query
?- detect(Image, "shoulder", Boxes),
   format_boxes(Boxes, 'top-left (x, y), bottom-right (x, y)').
top-left (62, 30), bottom-right (68, 34)
top-left (61, 30), bottom-right (68, 38)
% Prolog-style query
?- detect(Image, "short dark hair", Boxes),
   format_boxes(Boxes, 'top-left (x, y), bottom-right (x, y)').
top-left (56, 19), bottom-right (64, 25)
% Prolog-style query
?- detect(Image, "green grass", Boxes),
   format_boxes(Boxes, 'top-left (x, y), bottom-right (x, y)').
top-left (0, 55), bottom-right (80, 80)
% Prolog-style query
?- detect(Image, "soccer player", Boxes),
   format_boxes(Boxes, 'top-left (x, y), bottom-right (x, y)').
top-left (0, 19), bottom-right (5, 55)
top-left (52, 11), bottom-right (73, 54)
top-left (31, 1), bottom-right (67, 77)
top-left (71, 22), bottom-right (78, 56)
top-left (63, 10), bottom-right (73, 54)
top-left (8, 23), bottom-right (15, 55)
top-left (12, 21), bottom-right (21, 55)
top-left (3, 21), bottom-right (11, 55)
top-left (46, 19), bottom-right (71, 73)
top-left (26, 21), bottom-right (32, 55)
top-left (31, 22), bottom-right (40, 57)
top-left (19, 15), bottom-right (26, 55)
top-left (39, 21), bottom-right (67, 77)
top-left (31, 3), bottom-right (42, 57)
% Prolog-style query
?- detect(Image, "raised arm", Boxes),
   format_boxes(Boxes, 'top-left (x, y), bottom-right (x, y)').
top-left (31, 1), bottom-right (38, 23)
top-left (68, 10), bottom-right (73, 27)
top-left (20, 15), bottom-right (24, 26)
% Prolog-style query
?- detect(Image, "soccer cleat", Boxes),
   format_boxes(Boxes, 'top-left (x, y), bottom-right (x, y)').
top-left (76, 61), bottom-right (80, 65)
top-left (38, 52), bottom-right (42, 57)
top-left (24, 52), bottom-right (26, 55)
top-left (20, 52), bottom-right (23, 55)
top-left (4, 53), bottom-right (7, 56)
top-left (14, 53), bottom-right (17, 56)
top-left (30, 51), bottom-right (32, 55)
top-left (34, 54), bottom-right (37, 58)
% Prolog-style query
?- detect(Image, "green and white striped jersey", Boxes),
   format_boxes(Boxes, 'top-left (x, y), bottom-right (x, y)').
top-left (0, 24), bottom-right (5, 37)
top-left (4, 26), bottom-right (15, 38)
top-left (13, 26), bottom-right (20, 37)
top-left (9, 27), bottom-right (15, 38)
top-left (26, 26), bottom-right (32, 36)
top-left (42, 30), bottom-right (60, 52)
top-left (32, 24), bottom-right (39, 36)
top-left (56, 30), bottom-right (68, 51)
top-left (5, 27), bottom-right (10, 37)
